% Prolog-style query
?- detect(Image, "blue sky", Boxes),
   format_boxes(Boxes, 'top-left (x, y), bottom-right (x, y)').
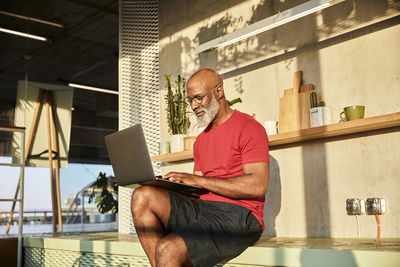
top-left (0, 157), bottom-right (114, 212)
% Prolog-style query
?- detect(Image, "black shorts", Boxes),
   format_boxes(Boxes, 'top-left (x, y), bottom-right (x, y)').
top-left (166, 191), bottom-right (262, 267)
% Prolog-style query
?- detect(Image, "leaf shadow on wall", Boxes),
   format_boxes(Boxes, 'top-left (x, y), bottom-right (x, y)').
top-left (194, 0), bottom-right (392, 77)
top-left (159, 37), bottom-right (192, 77)
top-left (196, 13), bottom-right (243, 69)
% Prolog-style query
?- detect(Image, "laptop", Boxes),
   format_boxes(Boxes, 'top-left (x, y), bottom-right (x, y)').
top-left (104, 124), bottom-right (204, 196)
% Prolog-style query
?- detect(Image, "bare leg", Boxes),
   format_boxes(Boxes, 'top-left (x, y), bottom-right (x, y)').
top-left (131, 186), bottom-right (171, 266)
top-left (155, 233), bottom-right (193, 267)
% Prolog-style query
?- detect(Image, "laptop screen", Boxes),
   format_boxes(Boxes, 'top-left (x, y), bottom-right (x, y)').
top-left (104, 124), bottom-right (156, 186)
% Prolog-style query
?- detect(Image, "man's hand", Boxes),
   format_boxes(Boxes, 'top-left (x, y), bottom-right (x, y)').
top-left (162, 162), bottom-right (269, 199)
top-left (162, 172), bottom-right (200, 187)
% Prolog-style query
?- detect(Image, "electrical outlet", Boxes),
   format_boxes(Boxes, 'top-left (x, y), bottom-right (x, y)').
top-left (366, 198), bottom-right (387, 215)
top-left (346, 198), bottom-right (365, 215)
top-left (381, 199), bottom-right (387, 213)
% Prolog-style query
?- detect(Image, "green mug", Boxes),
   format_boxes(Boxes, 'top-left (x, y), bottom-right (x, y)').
top-left (340, 105), bottom-right (365, 122)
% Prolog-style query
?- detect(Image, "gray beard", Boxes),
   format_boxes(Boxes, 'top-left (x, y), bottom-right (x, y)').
top-left (196, 94), bottom-right (220, 128)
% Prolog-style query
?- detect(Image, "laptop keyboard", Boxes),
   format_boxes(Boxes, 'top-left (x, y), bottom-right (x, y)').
top-left (156, 176), bottom-right (183, 184)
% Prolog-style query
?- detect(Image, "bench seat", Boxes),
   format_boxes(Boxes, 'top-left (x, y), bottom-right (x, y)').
top-left (23, 232), bottom-right (400, 267)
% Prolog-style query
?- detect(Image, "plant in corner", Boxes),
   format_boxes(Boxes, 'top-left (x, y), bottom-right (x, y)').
top-left (165, 74), bottom-right (189, 134)
top-left (88, 172), bottom-right (118, 214)
top-left (165, 74), bottom-right (190, 152)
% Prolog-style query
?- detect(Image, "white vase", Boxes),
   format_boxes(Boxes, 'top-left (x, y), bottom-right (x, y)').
top-left (170, 134), bottom-right (186, 153)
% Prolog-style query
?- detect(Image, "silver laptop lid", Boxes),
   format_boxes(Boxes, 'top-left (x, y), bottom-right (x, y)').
top-left (104, 124), bottom-right (155, 186)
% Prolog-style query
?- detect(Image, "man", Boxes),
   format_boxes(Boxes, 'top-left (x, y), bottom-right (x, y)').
top-left (131, 68), bottom-right (269, 267)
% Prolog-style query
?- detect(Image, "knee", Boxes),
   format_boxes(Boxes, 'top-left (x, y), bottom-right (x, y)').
top-left (155, 238), bottom-right (174, 261)
top-left (130, 186), bottom-right (155, 215)
top-left (155, 235), bottom-right (190, 266)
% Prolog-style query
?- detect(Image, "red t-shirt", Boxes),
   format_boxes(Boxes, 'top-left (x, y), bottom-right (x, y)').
top-left (193, 110), bottom-right (270, 229)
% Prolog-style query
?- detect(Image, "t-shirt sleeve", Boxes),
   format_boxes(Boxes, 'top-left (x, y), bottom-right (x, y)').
top-left (240, 121), bottom-right (270, 164)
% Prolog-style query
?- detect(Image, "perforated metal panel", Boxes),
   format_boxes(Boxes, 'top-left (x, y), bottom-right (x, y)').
top-left (118, 0), bottom-right (160, 234)
top-left (24, 247), bottom-right (152, 266)
top-left (118, 186), bottom-right (135, 234)
top-left (44, 249), bottom-right (82, 266)
top-left (24, 245), bottom-right (256, 266)
top-left (24, 247), bottom-right (43, 267)
top-left (77, 253), bottom-right (151, 266)
top-left (119, 0), bottom-right (159, 142)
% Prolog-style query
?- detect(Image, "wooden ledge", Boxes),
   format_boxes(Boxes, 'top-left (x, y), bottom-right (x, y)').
top-left (151, 112), bottom-right (400, 163)
top-left (151, 149), bottom-right (193, 163)
top-left (269, 111), bottom-right (400, 146)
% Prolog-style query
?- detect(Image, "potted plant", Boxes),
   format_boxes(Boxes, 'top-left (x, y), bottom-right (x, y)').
top-left (88, 172), bottom-right (118, 214)
top-left (165, 74), bottom-right (189, 152)
top-left (309, 91), bottom-right (331, 127)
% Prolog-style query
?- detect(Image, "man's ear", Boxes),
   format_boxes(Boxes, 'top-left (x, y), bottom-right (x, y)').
top-left (216, 85), bottom-right (225, 99)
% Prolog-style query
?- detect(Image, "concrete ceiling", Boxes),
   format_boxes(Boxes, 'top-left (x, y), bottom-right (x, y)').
top-left (0, 0), bottom-right (119, 164)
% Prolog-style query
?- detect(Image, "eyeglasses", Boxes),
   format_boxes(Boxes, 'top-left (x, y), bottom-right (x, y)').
top-left (185, 84), bottom-right (220, 105)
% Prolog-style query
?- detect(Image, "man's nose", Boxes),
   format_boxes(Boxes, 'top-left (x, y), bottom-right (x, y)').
top-left (191, 100), bottom-right (200, 110)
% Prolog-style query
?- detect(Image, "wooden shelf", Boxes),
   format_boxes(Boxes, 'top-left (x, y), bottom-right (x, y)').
top-left (151, 149), bottom-right (194, 163)
top-left (151, 112), bottom-right (400, 163)
top-left (269, 111), bottom-right (400, 146)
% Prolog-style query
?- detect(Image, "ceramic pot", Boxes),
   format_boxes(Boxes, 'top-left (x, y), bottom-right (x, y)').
top-left (170, 134), bottom-right (186, 153)
top-left (310, 107), bottom-right (332, 127)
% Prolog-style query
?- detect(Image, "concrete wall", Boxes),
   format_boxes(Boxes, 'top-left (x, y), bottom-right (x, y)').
top-left (157, 0), bottom-right (400, 238)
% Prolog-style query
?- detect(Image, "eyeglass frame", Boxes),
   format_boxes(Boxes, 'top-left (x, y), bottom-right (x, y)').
top-left (185, 84), bottom-right (220, 105)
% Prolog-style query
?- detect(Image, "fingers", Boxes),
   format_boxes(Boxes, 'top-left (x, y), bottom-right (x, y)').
top-left (161, 172), bottom-right (200, 187)
top-left (162, 172), bottom-right (178, 179)
top-left (163, 172), bottom-right (185, 182)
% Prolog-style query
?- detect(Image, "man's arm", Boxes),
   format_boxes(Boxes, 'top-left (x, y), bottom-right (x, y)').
top-left (163, 161), bottom-right (269, 199)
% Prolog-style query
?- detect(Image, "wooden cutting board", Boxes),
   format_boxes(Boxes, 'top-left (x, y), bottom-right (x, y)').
top-left (278, 72), bottom-right (314, 133)
top-left (279, 91), bottom-right (312, 132)
top-left (279, 92), bottom-right (297, 132)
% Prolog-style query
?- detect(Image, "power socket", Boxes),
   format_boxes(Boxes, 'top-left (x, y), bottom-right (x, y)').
top-left (346, 198), bottom-right (365, 215)
top-left (366, 198), bottom-right (387, 215)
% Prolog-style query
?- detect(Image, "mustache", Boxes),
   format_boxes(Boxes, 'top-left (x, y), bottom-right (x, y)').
top-left (193, 107), bottom-right (205, 115)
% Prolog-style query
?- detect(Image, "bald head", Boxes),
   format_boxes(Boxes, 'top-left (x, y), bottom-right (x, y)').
top-left (186, 68), bottom-right (232, 127)
top-left (186, 68), bottom-right (223, 93)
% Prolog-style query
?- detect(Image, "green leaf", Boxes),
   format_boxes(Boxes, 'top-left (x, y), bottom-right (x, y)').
top-left (90, 172), bottom-right (118, 214)
top-left (94, 196), bottom-right (102, 203)
top-left (227, 97), bottom-right (242, 106)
